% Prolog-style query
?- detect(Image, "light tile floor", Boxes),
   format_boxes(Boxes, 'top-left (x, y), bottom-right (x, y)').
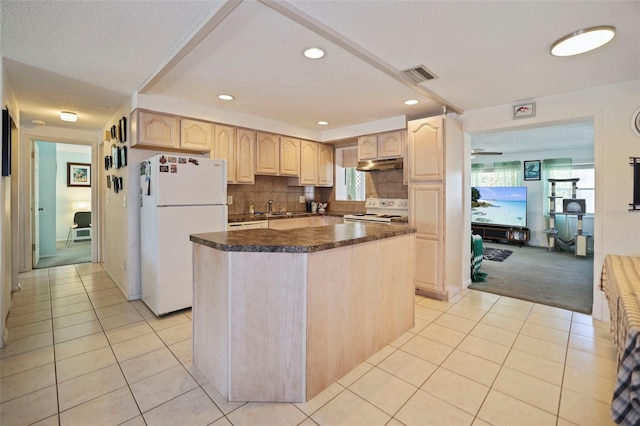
top-left (0, 263), bottom-right (618, 426)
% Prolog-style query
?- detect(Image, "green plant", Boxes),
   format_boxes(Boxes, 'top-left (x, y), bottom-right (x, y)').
top-left (471, 187), bottom-right (480, 202)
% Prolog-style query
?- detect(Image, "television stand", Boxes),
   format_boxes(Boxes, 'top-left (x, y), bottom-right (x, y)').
top-left (471, 224), bottom-right (530, 246)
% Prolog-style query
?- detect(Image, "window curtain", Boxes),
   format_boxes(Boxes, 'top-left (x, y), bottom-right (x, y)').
top-left (492, 161), bottom-right (522, 186)
top-left (471, 161), bottom-right (521, 187)
top-left (471, 163), bottom-right (484, 186)
top-left (542, 158), bottom-right (573, 242)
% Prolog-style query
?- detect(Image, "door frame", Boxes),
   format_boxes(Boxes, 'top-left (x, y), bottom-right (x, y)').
top-left (20, 134), bottom-right (100, 271)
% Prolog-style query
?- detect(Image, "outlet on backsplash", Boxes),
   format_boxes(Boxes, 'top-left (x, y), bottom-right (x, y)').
top-left (299, 195), bottom-right (305, 203)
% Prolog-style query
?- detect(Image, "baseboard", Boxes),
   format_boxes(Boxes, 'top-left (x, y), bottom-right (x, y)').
top-left (416, 286), bottom-right (448, 300)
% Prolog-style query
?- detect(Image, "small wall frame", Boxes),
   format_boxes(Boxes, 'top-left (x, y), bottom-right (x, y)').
top-left (631, 157), bottom-right (640, 211)
top-left (524, 160), bottom-right (541, 181)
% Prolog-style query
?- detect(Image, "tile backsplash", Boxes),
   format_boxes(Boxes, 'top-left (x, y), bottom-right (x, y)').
top-left (227, 175), bottom-right (325, 215)
top-left (227, 168), bottom-right (408, 215)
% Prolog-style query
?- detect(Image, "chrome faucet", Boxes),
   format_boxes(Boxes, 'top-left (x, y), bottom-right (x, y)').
top-left (268, 200), bottom-right (273, 214)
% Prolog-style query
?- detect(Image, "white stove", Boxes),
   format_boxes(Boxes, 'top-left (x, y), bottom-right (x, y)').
top-left (344, 198), bottom-right (409, 223)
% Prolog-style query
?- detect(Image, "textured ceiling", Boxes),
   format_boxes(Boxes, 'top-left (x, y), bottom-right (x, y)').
top-left (1, 0), bottom-right (224, 131)
top-left (1, 0), bottom-right (638, 149)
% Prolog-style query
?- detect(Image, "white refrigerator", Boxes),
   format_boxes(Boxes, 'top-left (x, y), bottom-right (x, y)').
top-left (140, 154), bottom-right (227, 316)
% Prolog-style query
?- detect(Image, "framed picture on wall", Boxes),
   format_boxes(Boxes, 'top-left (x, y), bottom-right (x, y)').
top-left (67, 162), bottom-right (91, 187)
top-left (2, 109), bottom-right (11, 176)
top-left (524, 160), bottom-right (541, 181)
top-left (513, 101), bottom-right (536, 119)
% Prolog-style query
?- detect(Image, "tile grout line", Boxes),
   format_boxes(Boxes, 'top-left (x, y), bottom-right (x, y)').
top-left (47, 268), bottom-right (62, 426)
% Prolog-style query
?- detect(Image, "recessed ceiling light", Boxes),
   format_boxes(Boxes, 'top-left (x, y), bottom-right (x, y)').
top-left (550, 25), bottom-right (616, 57)
top-left (218, 94), bottom-right (234, 101)
top-left (60, 111), bottom-right (77, 122)
top-left (95, 105), bottom-right (108, 110)
top-left (317, 121), bottom-right (329, 126)
top-left (32, 119), bottom-right (45, 126)
top-left (304, 47), bottom-right (325, 59)
top-left (404, 99), bottom-right (419, 106)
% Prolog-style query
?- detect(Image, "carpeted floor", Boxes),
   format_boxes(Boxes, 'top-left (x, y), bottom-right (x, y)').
top-left (469, 242), bottom-right (594, 314)
top-left (36, 240), bottom-right (91, 268)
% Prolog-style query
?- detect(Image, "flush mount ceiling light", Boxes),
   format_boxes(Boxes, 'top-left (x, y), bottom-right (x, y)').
top-left (304, 47), bottom-right (325, 59)
top-left (218, 94), bottom-right (234, 101)
top-left (317, 121), bottom-right (329, 126)
top-left (404, 99), bottom-right (419, 106)
top-left (60, 111), bottom-right (77, 122)
top-left (550, 25), bottom-right (616, 57)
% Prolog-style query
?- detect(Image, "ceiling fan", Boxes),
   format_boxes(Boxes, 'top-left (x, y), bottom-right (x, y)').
top-left (471, 148), bottom-right (503, 158)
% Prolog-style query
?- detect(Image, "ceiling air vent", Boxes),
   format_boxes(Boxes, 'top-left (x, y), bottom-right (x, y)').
top-left (402, 65), bottom-right (437, 83)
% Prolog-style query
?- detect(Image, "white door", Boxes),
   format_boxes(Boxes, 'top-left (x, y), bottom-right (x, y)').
top-left (32, 143), bottom-right (40, 267)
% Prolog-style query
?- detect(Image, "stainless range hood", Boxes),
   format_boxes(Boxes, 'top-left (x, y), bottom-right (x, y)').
top-left (356, 158), bottom-right (403, 171)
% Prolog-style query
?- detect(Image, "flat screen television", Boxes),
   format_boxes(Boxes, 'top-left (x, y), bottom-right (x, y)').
top-left (471, 186), bottom-right (527, 227)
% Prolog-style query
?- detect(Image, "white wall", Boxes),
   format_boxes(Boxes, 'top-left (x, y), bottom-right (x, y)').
top-left (101, 100), bottom-right (136, 299)
top-left (55, 145), bottom-right (92, 240)
top-left (461, 79), bottom-right (640, 321)
top-left (1, 58), bottom-right (19, 347)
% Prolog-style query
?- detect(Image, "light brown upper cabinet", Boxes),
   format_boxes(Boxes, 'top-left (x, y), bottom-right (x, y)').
top-left (357, 130), bottom-right (404, 161)
top-left (131, 110), bottom-right (211, 153)
top-left (212, 124), bottom-right (236, 183)
top-left (408, 119), bottom-right (444, 181)
top-left (318, 144), bottom-right (334, 187)
top-left (288, 141), bottom-right (333, 187)
top-left (298, 140), bottom-right (319, 185)
top-left (256, 132), bottom-right (280, 175)
top-left (131, 110), bottom-right (180, 150)
top-left (181, 119), bottom-right (212, 152)
top-left (377, 131), bottom-right (404, 158)
top-left (279, 137), bottom-right (300, 176)
top-left (236, 129), bottom-right (256, 184)
top-left (357, 135), bottom-right (378, 160)
top-left (256, 134), bottom-right (300, 177)
top-left (212, 125), bottom-right (255, 184)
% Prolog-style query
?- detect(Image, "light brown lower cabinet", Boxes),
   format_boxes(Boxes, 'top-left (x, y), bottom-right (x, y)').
top-left (192, 233), bottom-right (415, 402)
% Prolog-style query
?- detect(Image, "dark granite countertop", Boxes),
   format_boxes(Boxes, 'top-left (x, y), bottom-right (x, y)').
top-left (228, 211), bottom-right (354, 223)
top-left (191, 222), bottom-right (416, 253)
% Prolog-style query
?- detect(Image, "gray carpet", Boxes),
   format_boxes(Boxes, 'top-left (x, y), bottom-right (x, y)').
top-left (469, 242), bottom-right (594, 314)
top-left (36, 241), bottom-right (91, 269)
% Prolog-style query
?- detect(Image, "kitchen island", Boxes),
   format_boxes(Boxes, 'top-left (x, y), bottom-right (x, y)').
top-left (190, 223), bottom-right (416, 403)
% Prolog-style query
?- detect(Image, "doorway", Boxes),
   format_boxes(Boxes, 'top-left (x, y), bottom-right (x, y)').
top-left (33, 141), bottom-right (92, 268)
top-left (468, 120), bottom-right (595, 313)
